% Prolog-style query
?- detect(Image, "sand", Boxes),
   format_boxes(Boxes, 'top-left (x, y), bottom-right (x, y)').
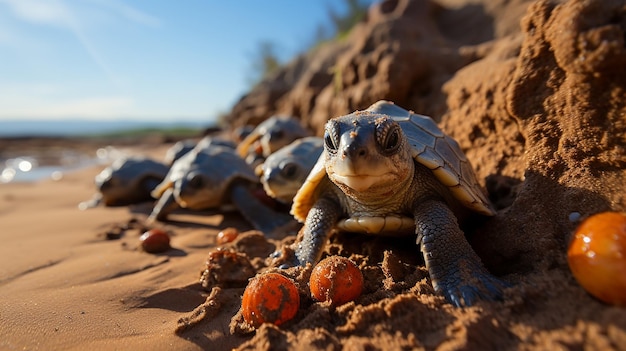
top-left (2, 0), bottom-right (626, 349)
top-left (0, 142), bottom-right (239, 350)
top-left (0, 135), bottom-right (623, 351)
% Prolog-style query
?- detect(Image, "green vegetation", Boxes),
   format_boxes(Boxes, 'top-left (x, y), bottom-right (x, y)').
top-left (324, 0), bottom-right (371, 40)
top-left (87, 126), bottom-right (204, 140)
top-left (245, 0), bottom-right (374, 88)
top-left (247, 41), bottom-right (283, 86)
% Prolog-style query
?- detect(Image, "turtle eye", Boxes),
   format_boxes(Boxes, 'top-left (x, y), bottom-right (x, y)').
top-left (376, 119), bottom-right (401, 154)
top-left (281, 162), bottom-right (298, 179)
top-left (384, 128), bottom-right (400, 152)
top-left (324, 121), bottom-right (339, 154)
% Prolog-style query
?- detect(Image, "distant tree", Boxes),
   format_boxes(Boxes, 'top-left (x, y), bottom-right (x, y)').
top-left (244, 0), bottom-right (373, 88)
top-left (246, 40), bottom-right (282, 87)
top-left (327, 0), bottom-right (371, 38)
top-left (307, 0), bottom-right (372, 48)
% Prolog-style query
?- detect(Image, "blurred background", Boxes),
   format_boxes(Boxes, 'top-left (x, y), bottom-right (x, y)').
top-left (0, 0), bottom-right (374, 182)
top-left (0, 0), bottom-right (374, 136)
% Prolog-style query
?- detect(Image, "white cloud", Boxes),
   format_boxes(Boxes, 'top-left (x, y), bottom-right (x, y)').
top-left (88, 0), bottom-right (161, 27)
top-left (0, 0), bottom-right (159, 28)
top-left (0, 0), bottom-right (160, 88)
top-left (0, 0), bottom-right (73, 28)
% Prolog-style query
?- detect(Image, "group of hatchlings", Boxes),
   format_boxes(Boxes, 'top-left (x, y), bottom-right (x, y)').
top-left (81, 100), bottom-right (510, 308)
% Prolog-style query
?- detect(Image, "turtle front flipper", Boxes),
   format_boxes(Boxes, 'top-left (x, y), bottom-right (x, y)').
top-left (147, 188), bottom-right (180, 224)
top-left (283, 197), bottom-right (341, 268)
top-left (78, 194), bottom-right (102, 210)
top-left (414, 200), bottom-right (508, 307)
top-left (229, 184), bottom-right (296, 239)
top-left (143, 177), bottom-right (163, 196)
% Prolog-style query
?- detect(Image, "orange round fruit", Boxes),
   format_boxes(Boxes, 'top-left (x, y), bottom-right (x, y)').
top-left (216, 227), bottom-right (239, 244)
top-left (310, 256), bottom-right (363, 306)
top-left (567, 211), bottom-right (626, 306)
top-left (241, 273), bottom-right (300, 328)
top-left (139, 228), bottom-right (170, 253)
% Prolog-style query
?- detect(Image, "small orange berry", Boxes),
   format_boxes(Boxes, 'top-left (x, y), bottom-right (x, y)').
top-left (139, 228), bottom-right (170, 253)
top-left (242, 273), bottom-right (300, 328)
top-left (310, 256), bottom-right (363, 306)
top-left (216, 227), bottom-right (239, 244)
top-left (567, 212), bottom-right (626, 306)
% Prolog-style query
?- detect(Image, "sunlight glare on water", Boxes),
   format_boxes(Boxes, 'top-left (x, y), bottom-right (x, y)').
top-left (0, 148), bottom-right (121, 184)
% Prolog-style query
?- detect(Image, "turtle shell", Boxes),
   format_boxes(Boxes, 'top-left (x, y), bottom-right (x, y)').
top-left (236, 115), bottom-right (311, 159)
top-left (95, 157), bottom-right (168, 206)
top-left (151, 146), bottom-right (258, 209)
top-left (291, 100), bottom-right (495, 223)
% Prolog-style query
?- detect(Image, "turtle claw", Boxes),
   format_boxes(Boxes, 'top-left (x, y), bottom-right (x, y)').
top-left (445, 286), bottom-right (483, 308)
top-left (438, 272), bottom-right (509, 307)
top-left (269, 244), bottom-right (302, 269)
top-left (278, 262), bottom-right (295, 270)
top-left (277, 255), bottom-right (308, 271)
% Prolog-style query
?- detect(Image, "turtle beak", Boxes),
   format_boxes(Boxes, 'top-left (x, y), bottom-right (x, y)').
top-left (328, 124), bottom-right (399, 193)
top-left (337, 129), bottom-right (372, 174)
top-left (343, 135), bottom-right (369, 161)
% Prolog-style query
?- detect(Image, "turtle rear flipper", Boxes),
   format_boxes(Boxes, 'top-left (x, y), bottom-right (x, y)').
top-left (229, 184), bottom-right (296, 239)
top-left (147, 188), bottom-right (179, 224)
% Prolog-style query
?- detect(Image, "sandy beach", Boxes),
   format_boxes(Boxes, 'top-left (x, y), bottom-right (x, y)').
top-left (0, 137), bottom-right (624, 351)
top-left (2, 0), bottom-right (626, 349)
top-left (0, 141), bottom-right (246, 350)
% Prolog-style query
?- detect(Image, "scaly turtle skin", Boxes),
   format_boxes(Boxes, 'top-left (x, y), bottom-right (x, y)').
top-left (257, 137), bottom-right (324, 204)
top-left (148, 145), bottom-right (293, 237)
top-left (79, 157), bottom-right (168, 210)
top-left (284, 100), bottom-right (506, 307)
top-left (236, 115), bottom-right (311, 167)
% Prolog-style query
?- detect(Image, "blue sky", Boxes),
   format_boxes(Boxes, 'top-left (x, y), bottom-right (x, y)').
top-left (0, 0), bottom-right (369, 124)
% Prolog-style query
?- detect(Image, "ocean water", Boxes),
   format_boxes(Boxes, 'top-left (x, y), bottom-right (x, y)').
top-left (0, 119), bottom-right (207, 137)
top-left (0, 147), bottom-right (119, 184)
top-left (0, 119), bottom-right (207, 183)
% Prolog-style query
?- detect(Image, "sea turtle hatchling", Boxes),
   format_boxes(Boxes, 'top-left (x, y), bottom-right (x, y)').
top-left (79, 157), bottom-right (169, 210)
top-left (148, 145), bottom-right (294, 237)
top-left (236, 115), bottom-right (311, 167)
top-left (164, 137), bottom-right (236, 166)
top-left (281, 100), bottom-right (507, 307)
top-left (163, 139), bottom-right (196, 166)
top-left (257, 136), bottom-right (324, 204)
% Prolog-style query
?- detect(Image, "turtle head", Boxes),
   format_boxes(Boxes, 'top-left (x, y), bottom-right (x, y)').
top-left (258, 116), bottom-right (310, 157)
top-left (96, 165), bottom-right (132, 205)
top-left (175, 171), bottom-right (221, 209)
top-left (261, 159), bottom-right (303, 203)
top-left (323, 112), bottom-right (414, 196)
top-left (98, 176), bottom-right (125, 205)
